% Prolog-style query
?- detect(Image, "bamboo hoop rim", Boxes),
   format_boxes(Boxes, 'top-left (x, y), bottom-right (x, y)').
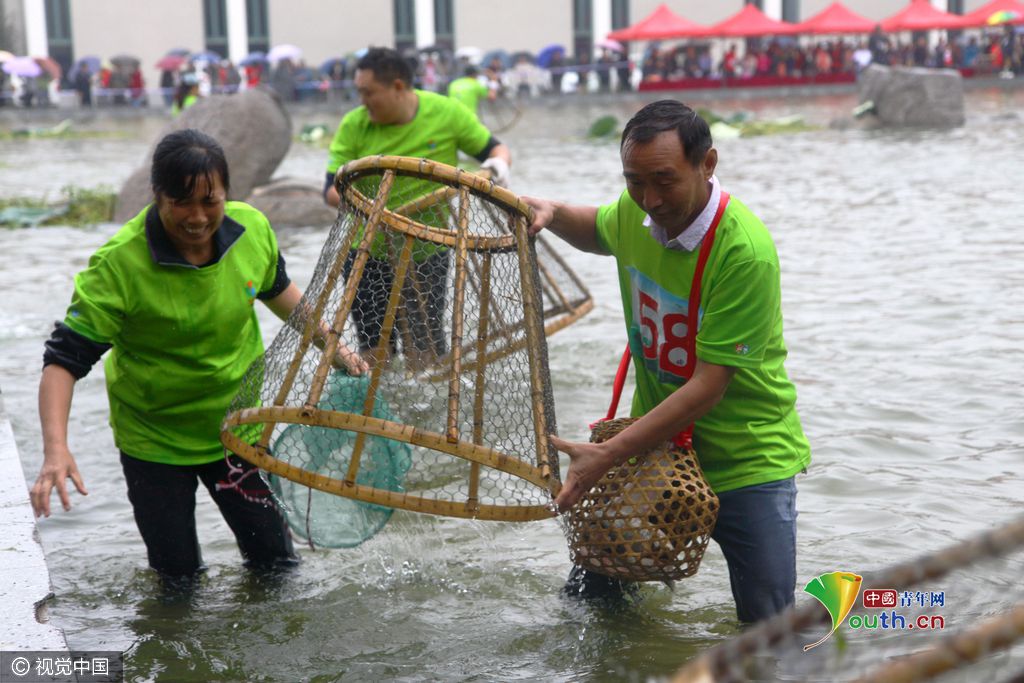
top-left (223, 428), bottom-right (554, 522)
top-left (223, 405), bottom-right (558, 494)
top-left (340, 183), bottom-right (518, 253)
top-left (337, 155), bottom-right (535, 223)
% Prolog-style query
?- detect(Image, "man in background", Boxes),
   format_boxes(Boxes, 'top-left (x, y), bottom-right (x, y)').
top-left (323, 47), bottom-right (511, 360)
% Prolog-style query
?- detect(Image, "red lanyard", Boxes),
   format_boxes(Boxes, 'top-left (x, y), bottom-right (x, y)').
top-left (593, 191), bottom-right (730, 449)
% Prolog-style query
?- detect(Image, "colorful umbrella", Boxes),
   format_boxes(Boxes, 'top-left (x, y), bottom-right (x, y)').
top-left (537, 44), bottom-right (566, 68)
top-left (2, 56), bottom-right (43, 78)
top-left (33, 56), bottom-right (62, 81)
top-left (319, 56), bottom-right (346, 75)
top-left (481, 49), bottom-right (511, 69)
top-left (240, 51), bottom-right (268, 67)
top-left (189, 51), bottom-right (222, 64)
top-left (155, 54), bottom-right (187, 71)
top-left (595, 38), bottom-right (626, 54)
top-left (455, 46), bottom-right (482, 63)
top-left (267, 44), bottom-right (302, 64)
top-left (988, 9), bottom-right (1022, 23)
top-left (110, 54), bottom-right (140, 69)
top-left (75, 55), bottom-right (101, 74)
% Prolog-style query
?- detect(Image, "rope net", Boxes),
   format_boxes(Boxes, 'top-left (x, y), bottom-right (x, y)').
top-left (672, 515), bottom-right (1024, 683)
top-left (221, 156), bottom-right (586, 544)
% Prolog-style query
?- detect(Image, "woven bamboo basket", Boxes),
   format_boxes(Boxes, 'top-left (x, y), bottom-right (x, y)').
top-left (221, 155), bottom-right (567, 526)
top-left (565, 418), bottom-right (719, 582)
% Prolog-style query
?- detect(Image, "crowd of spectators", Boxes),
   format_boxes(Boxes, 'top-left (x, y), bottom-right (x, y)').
top-left (639, 25), bottom-right (1023, 83)
top-left (2, 26), bottom-right (1021, 110)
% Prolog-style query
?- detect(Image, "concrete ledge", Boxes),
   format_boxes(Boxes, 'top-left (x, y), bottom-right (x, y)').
top-left (0, 388), bottom-right (66, 651)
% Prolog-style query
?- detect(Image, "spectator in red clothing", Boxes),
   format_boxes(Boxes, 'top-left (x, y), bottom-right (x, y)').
top-left (129, 68), bottom-right (146, 107)
top-left (244, 63), bottom-right (263, 89)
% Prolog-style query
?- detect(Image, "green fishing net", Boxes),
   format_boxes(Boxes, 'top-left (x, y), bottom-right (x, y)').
top-left (269, 373), bottom-right (412, 548)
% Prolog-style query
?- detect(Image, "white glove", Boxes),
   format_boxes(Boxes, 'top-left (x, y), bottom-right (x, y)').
top-left (480, 157), bottom-right (511, 188)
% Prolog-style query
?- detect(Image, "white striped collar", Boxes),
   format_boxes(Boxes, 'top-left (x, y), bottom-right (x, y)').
top-left (642, 175), bottom-right (721, 252)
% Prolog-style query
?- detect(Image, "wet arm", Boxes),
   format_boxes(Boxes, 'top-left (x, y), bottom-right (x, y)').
top-left (520, 197), bottom-right (605, 255)
top-left (33, 364), bottom-right (88, 516)
top-left (552, 360), bottom-right (734, 511)
top-left (263, 282), bottom-right (367, 374)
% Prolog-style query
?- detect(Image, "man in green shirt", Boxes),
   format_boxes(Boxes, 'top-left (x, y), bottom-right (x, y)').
top-left (447, 65), bottom-right (494, 117)
top-left (524, 101), bottom-right (810, 623)
top-left (323, 47), bottom-right (512, 359)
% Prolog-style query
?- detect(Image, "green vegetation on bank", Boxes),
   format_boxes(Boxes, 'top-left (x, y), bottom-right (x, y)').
top-left (298, 123), bottom-right (332, 147)
top-left (586, 109), bottom-right (816, 143)
top-left (0, 186), bottom-right (117, 228)
top-left (696, 108), bottom-right (817, 137)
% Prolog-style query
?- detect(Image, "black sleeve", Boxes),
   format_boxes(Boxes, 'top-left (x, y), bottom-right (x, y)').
top-left (473, 136), bottom-right (502, 163)
top-left (42, 322), bottom-right (112, 380)
top-left (257, 252), bottom-right (292, 300)
top-left (324, 171), bottom-right (336, 201)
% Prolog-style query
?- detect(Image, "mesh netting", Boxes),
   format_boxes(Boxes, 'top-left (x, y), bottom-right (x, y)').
top-left (222, 156), bottom-right (583, 538)
top-left (672, 516), bottom-right (1024, 683)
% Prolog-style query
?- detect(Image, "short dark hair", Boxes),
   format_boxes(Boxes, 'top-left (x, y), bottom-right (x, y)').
top-left (150, 129), bottom-right (230, 200)
top-left (356, 47), bottom-right (413, 87)
top-left (463, 65), bottom-right (479, 78)
top-left (621, 100), bottom-right (712, 168)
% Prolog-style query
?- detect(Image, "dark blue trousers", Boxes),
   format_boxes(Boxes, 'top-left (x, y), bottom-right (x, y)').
top-left (564, 476), bottom-right (799, 623)
top-left (711, 476), bottom-right (798, 623)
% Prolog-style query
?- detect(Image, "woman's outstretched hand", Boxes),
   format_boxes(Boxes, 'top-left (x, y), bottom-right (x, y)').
top-left (31, 445), bottom-right (88, 517)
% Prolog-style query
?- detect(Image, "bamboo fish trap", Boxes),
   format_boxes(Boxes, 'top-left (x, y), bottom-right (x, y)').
top-left (221, 156), bottom-right (575, 528)
top-left (565, 418), bottom-right (719, 582)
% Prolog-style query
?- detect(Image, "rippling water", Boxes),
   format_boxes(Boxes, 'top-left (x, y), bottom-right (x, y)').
top-left (2, 89), bottom-right (1023, 682)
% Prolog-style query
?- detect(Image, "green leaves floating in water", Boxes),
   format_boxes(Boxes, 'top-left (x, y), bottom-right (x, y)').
top-left (587, 115), bottom-right (619, 139)
top-left (0, 186), bottom-right (116, 228)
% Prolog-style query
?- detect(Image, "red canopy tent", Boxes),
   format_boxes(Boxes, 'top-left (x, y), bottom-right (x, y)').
top-left (960, 0), bottom-right (1024, 27)
top-left (709, 3), bottom-right (800, 37)
top-left (607, 3), bottom-right (710, 41)
top-left (880, 0), bottom-right (970, 31)
top-left (795, 2), bottom-right (877, 34)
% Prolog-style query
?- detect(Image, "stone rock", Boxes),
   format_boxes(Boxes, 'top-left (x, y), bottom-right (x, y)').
top-left (114, 87), bottom-right (292, 222)
top-left (857, 64), bottom-right (965, 128)
top-left (245, 178), bottom-right (337, 229)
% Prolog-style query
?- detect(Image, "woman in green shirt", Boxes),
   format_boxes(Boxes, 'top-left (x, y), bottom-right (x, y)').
top-left (30, 129), bottom-right (365, 579)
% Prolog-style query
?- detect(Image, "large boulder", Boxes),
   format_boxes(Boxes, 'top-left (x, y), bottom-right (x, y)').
top-left (857, 64), bottom-right (964, 128)
top-left (244, 178), bottom-right (337, 229)
top-left (114, 87), bottom-right (292, 222)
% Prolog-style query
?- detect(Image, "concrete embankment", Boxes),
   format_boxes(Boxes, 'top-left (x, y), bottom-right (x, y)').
top-left (0, 387), bottom-right (66, 650)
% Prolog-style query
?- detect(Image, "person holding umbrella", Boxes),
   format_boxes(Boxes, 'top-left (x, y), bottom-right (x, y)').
top-left (71, 58), bottom-right (98, 107)
top-left (2, 56), bottom-right (43, 107)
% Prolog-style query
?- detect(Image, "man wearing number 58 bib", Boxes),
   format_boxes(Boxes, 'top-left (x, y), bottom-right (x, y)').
top-left (523, 100), bottom-right (810, 623)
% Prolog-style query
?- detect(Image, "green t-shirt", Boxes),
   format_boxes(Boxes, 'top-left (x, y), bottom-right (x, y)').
top-left (64, 202), bottom-right (281, 465)
top-left (447, 76), bottom-right (489, 115)
top-left (171, 93), bottom-right (197, 116)
top-left (596, 190), bottom-right (810, 493)
top-left (326, 90), bottom-right (492, 259)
